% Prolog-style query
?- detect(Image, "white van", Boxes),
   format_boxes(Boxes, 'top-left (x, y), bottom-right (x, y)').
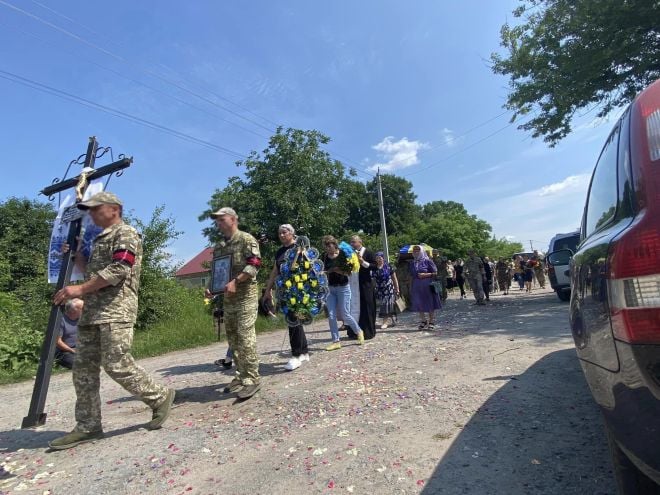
top-left (546, 230), bottom-right (580, 301)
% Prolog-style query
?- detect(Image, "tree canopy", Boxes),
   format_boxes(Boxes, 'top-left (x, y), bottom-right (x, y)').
top-left (491, 0), bottom-right (660, 144)
top-left (201, 129), bottom-right (523, 263)
top-left (200, 127), bottom-right (354, 246)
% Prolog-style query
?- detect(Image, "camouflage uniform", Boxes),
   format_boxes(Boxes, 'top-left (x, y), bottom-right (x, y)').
top-left (75, 221), bottom-right (168, 433)
top-left (213, 230), bottom-right (261, 386)
top-left (532, 254), bottom-right (546, 288)
top-left (464, 254), bottom-right (485, 303)
top-left (432, 254), bottom-right (449, 301)
top-left (495, 259), bottom-right (511, 293)
top-left (395, 259), bottom-right (411, 304)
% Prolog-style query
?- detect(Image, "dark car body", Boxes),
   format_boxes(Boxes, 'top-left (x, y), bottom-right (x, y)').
top-left (567, 79), bottom-right (660, 492)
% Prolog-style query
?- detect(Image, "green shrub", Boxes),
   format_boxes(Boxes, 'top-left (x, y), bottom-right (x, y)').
top-left (0, 292), bottom-right (43, 372)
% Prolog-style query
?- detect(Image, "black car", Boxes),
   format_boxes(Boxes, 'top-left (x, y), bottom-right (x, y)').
top-left (549, 78), bottom-right (660, 493)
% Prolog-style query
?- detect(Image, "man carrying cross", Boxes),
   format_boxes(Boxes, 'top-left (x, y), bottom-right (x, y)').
top-left (49, 191), bottom-right (175, 450)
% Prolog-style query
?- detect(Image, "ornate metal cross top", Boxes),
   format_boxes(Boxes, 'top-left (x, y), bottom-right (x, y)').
top-left (21, 136), bottom-right (133, 429)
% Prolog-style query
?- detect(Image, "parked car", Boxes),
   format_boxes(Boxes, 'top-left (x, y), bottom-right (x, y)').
top-left (546, 230), bottom-right (580, 301)
top-left (549, 78), bottom-right (660, 493)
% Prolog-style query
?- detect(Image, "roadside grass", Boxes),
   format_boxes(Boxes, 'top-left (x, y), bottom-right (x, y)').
top-left (0, 297), bottom-right (289, 385)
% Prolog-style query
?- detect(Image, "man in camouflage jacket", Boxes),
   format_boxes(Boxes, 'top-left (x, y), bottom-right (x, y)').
top-left (464, 249), bottom-right (486, 305)
top-left (209, 207), bottom-right (262, 400)
top-left (50, 192), bottom-right (174, 450)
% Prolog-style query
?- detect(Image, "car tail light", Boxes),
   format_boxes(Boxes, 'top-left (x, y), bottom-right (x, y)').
top-left (607, 80), bottom-right (660, 344)
top-left (610, 274), bottom-right (660, 344)
top-left (647, 108), bottom-right (660, 161)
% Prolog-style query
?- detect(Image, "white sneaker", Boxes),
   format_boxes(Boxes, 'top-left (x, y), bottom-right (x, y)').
top-left (299, 353), bottom-right (310, 362)
top-left (284, 357), bottom-right (301, 371)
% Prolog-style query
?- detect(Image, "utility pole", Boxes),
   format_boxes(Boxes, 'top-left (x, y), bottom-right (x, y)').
top-left (376, 169), bottom-right (389, 261)
top-left (22, 137), bottom-right (132, 429)
top-left (530, 240), bottom-right (534, 251)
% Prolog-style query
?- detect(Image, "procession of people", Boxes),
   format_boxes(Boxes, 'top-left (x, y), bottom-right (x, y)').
top-left (47, 191), bottom-right (547, 450)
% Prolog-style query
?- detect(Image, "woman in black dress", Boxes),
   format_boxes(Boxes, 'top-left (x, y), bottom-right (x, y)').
top-left (453, 259), bottom-right (466, 299)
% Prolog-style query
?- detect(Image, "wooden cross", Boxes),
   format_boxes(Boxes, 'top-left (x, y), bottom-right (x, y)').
top-left (21, 136), bottom-right (132, 429)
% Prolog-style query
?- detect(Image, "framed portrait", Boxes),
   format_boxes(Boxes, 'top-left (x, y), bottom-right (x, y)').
top-left (210, 255), bottom-right (232, 294)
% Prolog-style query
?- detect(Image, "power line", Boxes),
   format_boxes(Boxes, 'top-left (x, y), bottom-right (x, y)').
top-left (0, 20), bottom-right (271, 141)
top-left (419, 111), bottom-right (509, 157)
top-left (0, 0), bottom-right (276, 136)
top-left (0, 68), bottom-right (247, 159)
top-left (403, 122), bottom-right (515, 177)
top-left (367, 111), bottom-right (510, 173)
top-left (27, 0), bottom-right (282, 131)
top-left (7, 0), bottom-right (379, 179)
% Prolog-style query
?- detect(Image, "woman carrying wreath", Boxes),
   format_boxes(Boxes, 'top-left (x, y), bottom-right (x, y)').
top-left (373, 252), bottom-right (399, 329)
top-left (262, 224), bottom-right (310, 371)
top-left (321, 235), bottom-right (364, 350)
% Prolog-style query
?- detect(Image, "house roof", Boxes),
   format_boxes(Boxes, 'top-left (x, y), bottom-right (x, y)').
top-left (175, 247), bottom-right (213, 277)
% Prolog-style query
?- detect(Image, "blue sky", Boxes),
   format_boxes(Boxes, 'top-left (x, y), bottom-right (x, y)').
top-left (0, 0), bottom-right (621, 263)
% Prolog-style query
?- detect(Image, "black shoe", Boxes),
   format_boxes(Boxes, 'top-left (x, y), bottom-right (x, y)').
top-left (214, 358), bottom-right (233, 370)
top-left (237, 383), bottom-right (261, 400)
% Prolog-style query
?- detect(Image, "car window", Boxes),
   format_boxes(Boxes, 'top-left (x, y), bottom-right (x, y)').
top-left (584, 125), bottom-right (620, 237)
top-left (616, 110), bottom-right (635, 220)
top-left (554, 235), bottom-right (579, 253)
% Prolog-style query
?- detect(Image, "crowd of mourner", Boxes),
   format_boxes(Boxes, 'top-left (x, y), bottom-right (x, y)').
top-left (46, 194), bottom-right (548, 450)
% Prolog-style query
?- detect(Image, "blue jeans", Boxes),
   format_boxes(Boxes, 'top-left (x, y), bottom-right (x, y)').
top-left (327, 284), bottom-right (361, 342)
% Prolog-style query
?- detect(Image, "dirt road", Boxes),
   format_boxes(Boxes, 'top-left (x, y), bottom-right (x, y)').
top-left (0, 287), bottom-right (616, 494)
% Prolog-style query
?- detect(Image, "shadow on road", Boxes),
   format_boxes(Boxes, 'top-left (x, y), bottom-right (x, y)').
top-left (421, 349), bottom-right (615, 495)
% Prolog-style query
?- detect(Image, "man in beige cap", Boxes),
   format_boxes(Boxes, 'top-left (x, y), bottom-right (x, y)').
top-left (207, 207), bottom-right (262, 399)
top-left (49, 191), bottom-right (175, 450)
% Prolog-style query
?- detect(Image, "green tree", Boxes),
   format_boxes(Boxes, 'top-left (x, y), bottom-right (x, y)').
top-left (482, 236), bottom-right (524, 260)
top-left (343, 174), bottom-right (420, 236)
top-left (0, 198), bottom-right (56, 330)
top-left (126, 206), bottom-right (187, 329)
top-left (491, 0), bottom-right (660, 144)
top-left (0, 198), bottom-right (55, 292)
top-left (200, 127), bottom-right (356, 246)
top-left (417, 201), bottom-right (493, 259)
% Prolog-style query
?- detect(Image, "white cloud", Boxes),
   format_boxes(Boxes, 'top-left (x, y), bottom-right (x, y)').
top-left (539, 174), bottom-right (590, 196)
top-left (476, 173), bottom-right (590, 250)
top-left (441, 128), bottom-right (458, 147)
top-left (368, 136), bottom-right (428, 172)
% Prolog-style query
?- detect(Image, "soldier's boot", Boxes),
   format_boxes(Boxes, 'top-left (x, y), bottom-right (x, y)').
top-left (48, 430), bottom-right (104, 450)
top-left (237, 382), bottom-right (261, 400)
top-left (224, 378), bottom-right (243, 394)
top-left (147, 388), bottom-right (175, 430)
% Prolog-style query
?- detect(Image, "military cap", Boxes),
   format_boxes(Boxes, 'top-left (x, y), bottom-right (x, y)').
top-left (210, 206), bottom-right (237, 218)
top-left (77, 191), bottom-right (123, 210)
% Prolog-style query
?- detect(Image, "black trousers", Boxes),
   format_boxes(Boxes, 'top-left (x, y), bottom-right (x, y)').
top-left (456, 277), bottom-right (466, 297)
top-left (289, 324), bottom-right (308, 356)
top-left (55, 349), bottom-right (75, 369)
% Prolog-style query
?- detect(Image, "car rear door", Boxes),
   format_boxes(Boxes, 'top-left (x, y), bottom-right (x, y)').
top-left (570, 110), bottom-right (635, 373)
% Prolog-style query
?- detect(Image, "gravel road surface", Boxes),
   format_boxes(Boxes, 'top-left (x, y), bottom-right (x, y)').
top-left (0, 287), bottom-right (616, 494)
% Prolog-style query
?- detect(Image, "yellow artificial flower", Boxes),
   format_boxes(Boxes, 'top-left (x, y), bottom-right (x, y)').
top-left (290, 297), bottom-right (297, 305)
top-left (301, 273), bottom-right (308, 281)
top-left (294, 275), bottom-right (301, 283)
top-left (297, 282), bottom-right (304, 290)
top-left (302, 295), bottom-right (309, 304)
top-left (304, 261), bottom-right (310, 269)
top-left (311, 280), bottom-right (318, 287)
top-left (285, 280), bottom-right (292, 288)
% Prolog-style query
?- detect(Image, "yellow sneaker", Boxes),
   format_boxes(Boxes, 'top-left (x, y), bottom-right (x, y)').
top-left (326, 341), bottom-right (342, 351)
top-left (357, 331), bottom-right (365, 345)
